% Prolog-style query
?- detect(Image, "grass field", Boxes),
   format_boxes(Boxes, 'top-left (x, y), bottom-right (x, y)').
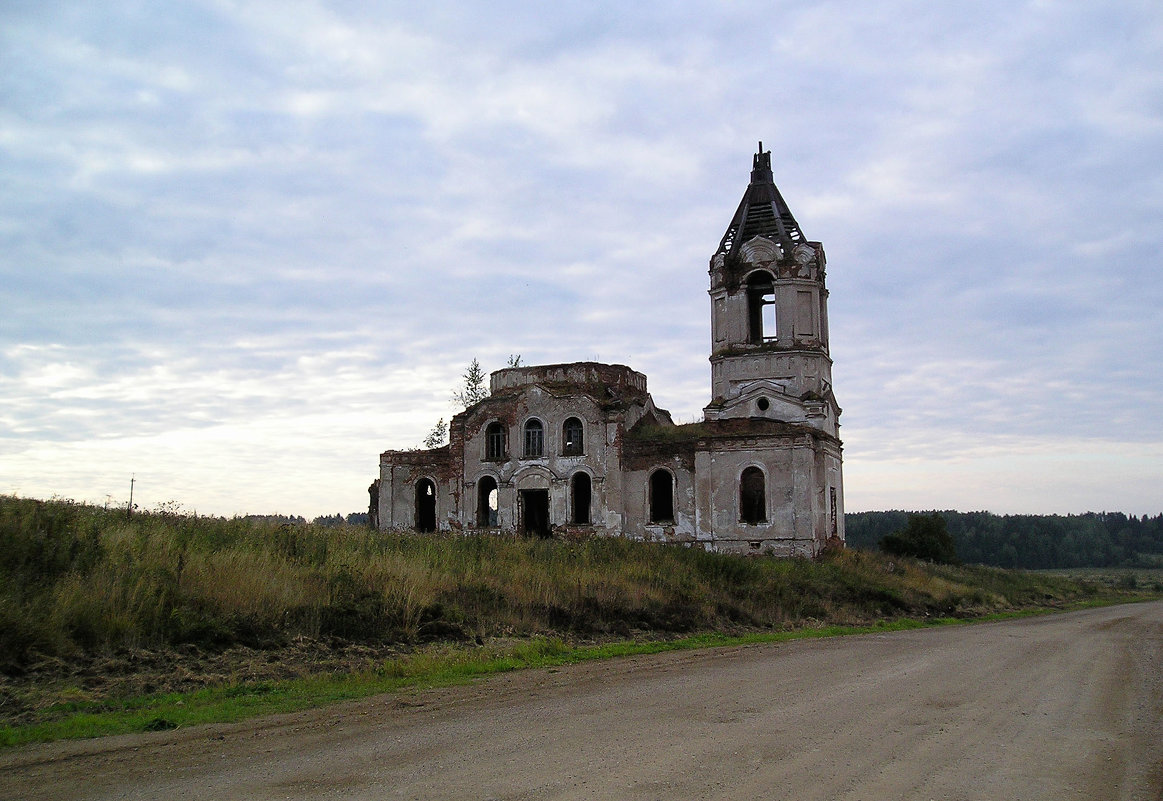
top-left (2, 494), bottom-right (1157, 746)
top-left (1034, 566), bottom-right (1163, 591)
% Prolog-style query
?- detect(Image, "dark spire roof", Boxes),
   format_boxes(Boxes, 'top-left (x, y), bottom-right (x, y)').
top-left (715, 142), bottom-right (806, 259)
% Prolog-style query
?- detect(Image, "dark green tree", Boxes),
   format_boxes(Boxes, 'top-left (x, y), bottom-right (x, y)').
top-left (452, 359), bottom-right (488, 408)
top-left (423, 418), bottom-right (447, 448)
top-left (880, 513), bottom-right (960, 564)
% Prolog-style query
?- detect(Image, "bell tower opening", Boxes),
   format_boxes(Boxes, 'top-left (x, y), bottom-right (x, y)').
top-left (746, 271), bottom-right (776, 344)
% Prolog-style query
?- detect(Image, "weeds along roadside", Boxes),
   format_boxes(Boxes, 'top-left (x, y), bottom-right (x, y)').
top-left (1, 493), bottom-right (1117, 674)
top-left (2, 494), bottom-right (1155, 745)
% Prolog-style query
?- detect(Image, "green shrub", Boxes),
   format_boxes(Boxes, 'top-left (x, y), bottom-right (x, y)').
top-left (881, 513), bottom-right (960, 564)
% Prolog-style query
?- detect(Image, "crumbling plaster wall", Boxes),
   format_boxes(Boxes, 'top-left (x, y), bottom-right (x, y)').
top-left (699, 435), bottom-right (821, 555)
top-left (622, 456), bottom-right (698, 545)
top-left (452, 376), bottom-right (649, 536)
top-left (376, 448), bottom-right (456, 531)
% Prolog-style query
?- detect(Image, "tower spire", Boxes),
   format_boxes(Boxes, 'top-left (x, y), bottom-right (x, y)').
top-left (716, 143), bottom-right (804, 260)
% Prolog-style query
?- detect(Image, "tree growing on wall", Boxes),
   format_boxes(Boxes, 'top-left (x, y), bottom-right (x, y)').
top-left (421, 358), bottom-right (495, 449)
top-left (452, 358), bottom-right (488, 408)
top-left (423, 418), bottom-right (447, 448)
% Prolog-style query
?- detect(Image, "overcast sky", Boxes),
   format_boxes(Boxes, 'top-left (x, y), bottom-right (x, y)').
top-left (3, 1), bottom-right (1161, 518)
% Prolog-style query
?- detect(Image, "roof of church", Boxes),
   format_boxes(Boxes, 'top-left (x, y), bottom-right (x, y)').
top-left (483, 361), bottom-right (652, 411)
top-left (490, 362), bottom-right (646, 396)
top-left (627, 415), bottom-right (838, 447)
top-left (714, 143), bottom-right (806, 260)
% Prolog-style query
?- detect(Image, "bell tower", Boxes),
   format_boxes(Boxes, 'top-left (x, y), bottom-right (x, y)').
top-left (704, 145), bottom-right (840, 439)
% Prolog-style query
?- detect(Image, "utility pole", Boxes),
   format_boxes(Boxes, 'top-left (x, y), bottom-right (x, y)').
top-left (127, 474), bottom-right (135, 518)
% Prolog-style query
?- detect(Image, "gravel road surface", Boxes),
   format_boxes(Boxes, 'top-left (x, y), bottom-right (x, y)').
top-left (3, 601), bottom-right (1161, 800)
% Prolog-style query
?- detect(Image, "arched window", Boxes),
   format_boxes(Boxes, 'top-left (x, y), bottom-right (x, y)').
top-left (649, 469), bottom-right (674, 523)
top-left (562, 417), bottom-right (584, 456)
top-left (571, 472), bottom-right (591, 525)
top-left (747, 271), bottom-right (776, 344)
top-left (485, 422), bottom-right (506, 460)
top-left (477, 476), bottom-right (499, 527)
top-left (523, 419), bottom-right (544, 458)
top-left (740, 466), bottom-right (766, 524)
top-left (415, 478), bottom-right (437, 533)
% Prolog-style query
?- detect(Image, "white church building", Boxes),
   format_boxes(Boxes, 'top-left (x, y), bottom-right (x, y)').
top-left (371, 146), bottom-right (844, 556)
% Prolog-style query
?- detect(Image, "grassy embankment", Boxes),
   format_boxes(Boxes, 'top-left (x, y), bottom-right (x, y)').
top-left (2, 494), bottom-right (1157, 747)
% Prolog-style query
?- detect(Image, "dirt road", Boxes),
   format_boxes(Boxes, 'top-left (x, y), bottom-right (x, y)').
top-left (3, 602), bottom-right (1161, 801)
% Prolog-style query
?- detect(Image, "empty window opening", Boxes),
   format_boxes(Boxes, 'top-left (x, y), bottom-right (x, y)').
top-left (740, 467), bottom-right (766, 525)
top-left (747, 271), bottom-right (776, 344)
top-left (649, 469), bottom-right (674, 524)
top-left (523, 419), bottom-right (544, 458)
top-left (485, 422), bottom-right (506, 460)
top-left (520, 489), bottom-right (550, 538)
top-left (830, 486), bottom-right (838, 536)
top-left (477, 476), bottom-right (499, 527)
top-left (571, 472), bottom-right (591, 525)
top-left (563, 417), bottom-right (584, 456)
top-left (756, 396), bottom-right (770, 412)
top-left (762, 296), bottom-right (777, 340)
top-left (415, 478), bottom-right (437, 533)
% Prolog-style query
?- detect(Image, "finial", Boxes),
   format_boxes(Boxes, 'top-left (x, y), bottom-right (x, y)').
top-left (752, 142), bottom-right (772, 172)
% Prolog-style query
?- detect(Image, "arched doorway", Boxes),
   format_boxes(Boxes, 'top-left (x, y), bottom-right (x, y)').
top-left (571, 472), bottom-right (591, 525)
top-left (415, 478), bottom-right (437, 532)
top-left (520, 489), bottom-right (550, 538)
top-left (477, 476), bottom-right (499, 527)
top-left (649, 469), bottom-right (674, 523)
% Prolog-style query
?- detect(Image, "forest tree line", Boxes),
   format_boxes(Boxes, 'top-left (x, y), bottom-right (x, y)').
top-left (255, 508), bottom-right (1163, 571)
top-left (844, 510), bottom-right (1163, 569)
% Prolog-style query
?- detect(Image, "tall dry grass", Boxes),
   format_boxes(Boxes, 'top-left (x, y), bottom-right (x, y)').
top-left (0, 495), bottom-right (1105, 673)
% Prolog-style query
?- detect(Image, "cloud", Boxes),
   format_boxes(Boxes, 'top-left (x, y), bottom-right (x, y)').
top-left (2, 0), bottom-right (1161, 516)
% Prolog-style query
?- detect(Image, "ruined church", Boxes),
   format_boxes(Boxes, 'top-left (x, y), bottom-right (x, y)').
top-left (370, 146), bottom-right (844, 555)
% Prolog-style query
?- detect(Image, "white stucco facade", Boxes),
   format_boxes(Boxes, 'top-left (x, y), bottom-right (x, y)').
top-left (371, 147), bottom-right (844, 555)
